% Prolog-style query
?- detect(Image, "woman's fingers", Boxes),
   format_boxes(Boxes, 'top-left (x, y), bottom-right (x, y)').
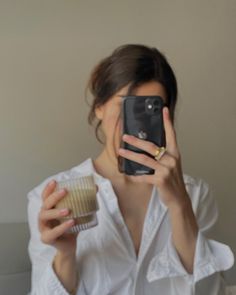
top-left (122, 134), bottom-right (158, 156)
top-left (162, 107), bottom-right (180, 158)
top-left (42, 180), bottom-right (57, 201)
top-left (118, 147), bottom-right (161, 170)
top-left (39, 182), bottom-right (79, 246)
top-left (42, 188), bottom-right (67, 210)
top-left (41, 219), bottom-right (75, 244)
top-left (39, 208), bottom-right (70, 222)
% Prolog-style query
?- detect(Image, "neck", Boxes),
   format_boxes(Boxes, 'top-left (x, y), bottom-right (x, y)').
top-left (93, 148), bottom-right (152, 189)
top-left (94, 148), bottom-right (126, 181)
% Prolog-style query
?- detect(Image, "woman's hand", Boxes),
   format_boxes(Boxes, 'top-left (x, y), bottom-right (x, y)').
top-left (118, 106), bottom-right (199, 273)
top-left (38, 180), bottom-right (78, 255)
top-left (118, 107), bottom-right (190, 210)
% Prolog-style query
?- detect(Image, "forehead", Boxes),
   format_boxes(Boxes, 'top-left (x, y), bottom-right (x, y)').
top-left (115, 81), bottom-right (167, 103)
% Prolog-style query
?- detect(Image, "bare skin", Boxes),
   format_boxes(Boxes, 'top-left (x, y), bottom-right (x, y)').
top-left (94, 153), bottom-right (153, 256)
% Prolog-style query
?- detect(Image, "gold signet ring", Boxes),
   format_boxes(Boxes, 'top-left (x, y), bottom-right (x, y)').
top-left (154, 147), bottom-right (166, 161)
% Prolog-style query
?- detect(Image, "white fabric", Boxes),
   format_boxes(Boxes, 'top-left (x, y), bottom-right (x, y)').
top-left (27, 158), bottom-right (234, 295)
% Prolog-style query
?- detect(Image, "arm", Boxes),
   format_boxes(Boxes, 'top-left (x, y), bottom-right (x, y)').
top-left (169, 198), bottom-right (198, 274)
top-left (53, 251), bottom-right (78, 295)
top-left (147, 179), bottom-right (234, 295)
top-left (27, 186), bottom-right (87, 295)
top-left (118, 107), bottom-right (234, 293)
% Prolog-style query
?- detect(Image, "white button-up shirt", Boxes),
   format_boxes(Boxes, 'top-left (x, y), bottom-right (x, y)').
top-left (27, 158), bottom-right (234, 295)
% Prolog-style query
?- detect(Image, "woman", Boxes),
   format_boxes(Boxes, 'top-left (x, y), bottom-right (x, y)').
top-left (27, 44), bottom-right (234, 295)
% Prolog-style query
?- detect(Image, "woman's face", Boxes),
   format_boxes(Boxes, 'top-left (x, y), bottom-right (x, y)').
top-left (95, 81), bottom-right (167, 160)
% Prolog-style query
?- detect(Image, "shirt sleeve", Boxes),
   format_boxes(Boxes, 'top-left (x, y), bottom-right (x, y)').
top-left (147, 179), bottom-right (234, 293)
top-left (27, 189), bottom-right (87, 295)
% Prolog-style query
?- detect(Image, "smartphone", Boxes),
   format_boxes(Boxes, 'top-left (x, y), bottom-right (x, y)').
top-left (118, 95), bottom-right (166, 175)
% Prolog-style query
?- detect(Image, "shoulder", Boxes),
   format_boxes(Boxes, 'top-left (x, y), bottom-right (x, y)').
top-left (183, 173), bottom-right (219, 232)
top-left (182, 173), bottom-right (213, 210)
top-left (27, 158), bottom-right (92, 203)
top-left (183, 173), bottom-right (210, 194)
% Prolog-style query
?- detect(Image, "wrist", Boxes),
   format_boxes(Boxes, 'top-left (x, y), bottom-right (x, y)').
top-left (54, 251), bottom-right (77, 269)
top-left (168, 195), bottom-right (192, 214)
top-left (53, 251), bottom-right (78, 295)
top-left (57, 250), bottom-right (76, 260)
top-left (168, 197), bottom-right (199, 237)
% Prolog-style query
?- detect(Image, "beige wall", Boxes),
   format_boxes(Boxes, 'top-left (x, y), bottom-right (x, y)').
top-left (0, 0), bottom-right (235, 284)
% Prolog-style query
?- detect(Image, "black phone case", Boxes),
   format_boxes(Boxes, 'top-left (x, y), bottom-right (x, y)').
top-left (118, 95), bottom-right (166, 175)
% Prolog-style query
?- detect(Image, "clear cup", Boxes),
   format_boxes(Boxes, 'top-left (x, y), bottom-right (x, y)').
top-left (55, 175), bottom-right (99, 233)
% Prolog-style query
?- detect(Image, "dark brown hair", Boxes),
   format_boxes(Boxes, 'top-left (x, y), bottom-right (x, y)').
top-left (86, 44), bottom-right (178, 143)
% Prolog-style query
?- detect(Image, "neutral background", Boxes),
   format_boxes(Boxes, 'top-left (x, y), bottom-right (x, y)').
top-left (0, 0), bottom-right (235, 285)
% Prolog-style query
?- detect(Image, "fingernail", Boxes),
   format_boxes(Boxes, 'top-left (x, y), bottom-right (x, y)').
top-left (67, 219), bottom-right (74, 225)
top-left (49, 180), bottom-right (55, 186)
top-left (118, 148), bottom-right (125, 154)
top-left (123, 134), bottom-right (131, 140)
top-left (60, 208), bottom-right (69, 215)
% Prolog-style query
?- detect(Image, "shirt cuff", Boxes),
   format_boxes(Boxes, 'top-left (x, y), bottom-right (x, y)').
top-left (147, 230), bottom-right (234, 284)
top-left (46, 261), bottom-right (88, 295)
top-left (41, 262), bottom-right (72, 295)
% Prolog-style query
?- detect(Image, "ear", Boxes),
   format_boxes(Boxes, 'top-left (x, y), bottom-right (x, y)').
top-left (95, 105), bottom-right (104, 120)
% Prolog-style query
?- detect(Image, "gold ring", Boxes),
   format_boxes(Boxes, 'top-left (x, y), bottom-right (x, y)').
top-left (154, 147), bottom-right (166, 161)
